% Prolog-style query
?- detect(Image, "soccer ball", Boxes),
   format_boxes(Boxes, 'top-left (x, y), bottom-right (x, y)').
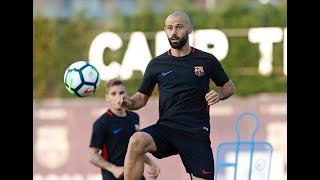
top-left (64, 61), bottom-right (100, 97)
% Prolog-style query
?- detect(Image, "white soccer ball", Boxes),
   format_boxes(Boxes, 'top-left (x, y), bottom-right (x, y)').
top-left (63, 61), bottom-right (100, 97)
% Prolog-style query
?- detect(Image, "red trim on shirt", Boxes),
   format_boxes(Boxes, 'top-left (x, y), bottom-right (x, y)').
top-left (149, 86), bottom-right (155, 96)
top-left (207, 79), bottom-right (210, 111)
top-left (101, 144), bottom-right (108, 160)
top-left (106, 109), bottom-right (113, 116)
top-left (167, 47), bottom-right (195, 56)
top-left (167, 49), bottom-right (171, 56)
top-left (158, 85), bottom-right (161, 116)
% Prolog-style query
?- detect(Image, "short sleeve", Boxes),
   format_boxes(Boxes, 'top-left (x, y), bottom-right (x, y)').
top-left (131, 112), bottom-right (140, 125)
top-left (138, 61), bottom-right (157, 96)
top-left (89, 120), bottom-right (106, 149)
top-left (209, 55), bottom-right (230, 87)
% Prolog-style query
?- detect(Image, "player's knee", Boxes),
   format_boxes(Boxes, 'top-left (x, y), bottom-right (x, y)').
top-left (128, 132), bottom-right (150, 153)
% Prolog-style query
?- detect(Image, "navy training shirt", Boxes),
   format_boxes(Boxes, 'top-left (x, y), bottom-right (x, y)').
top-left (138, 47), bottom-right (229, 134)
top-left (89, 109), bottom-right (139, 167)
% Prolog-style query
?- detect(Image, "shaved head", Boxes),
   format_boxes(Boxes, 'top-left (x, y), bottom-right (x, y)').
top-left (165, 11), bottom-right (191, 26)
top-left (164, 11), bottom-right (193, 50)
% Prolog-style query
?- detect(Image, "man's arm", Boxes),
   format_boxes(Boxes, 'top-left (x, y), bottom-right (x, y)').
top-left (218, 79), bottom-right (235, 100)
top-left (116, 92), bottom-right (150, 110)
top-left (88, 147), bottom-right (124, 178)
top-left (205, 80), bottom-right (235, 106)
top-left (143, 154), bottom-right (160, 179)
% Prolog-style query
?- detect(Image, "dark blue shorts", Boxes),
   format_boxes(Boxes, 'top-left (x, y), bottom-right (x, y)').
top-left (140, 123), bottom-right (214, 179)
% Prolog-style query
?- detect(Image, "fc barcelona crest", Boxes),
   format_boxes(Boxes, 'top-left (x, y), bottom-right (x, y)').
top-left (194, 66), bottom-right (204, 76)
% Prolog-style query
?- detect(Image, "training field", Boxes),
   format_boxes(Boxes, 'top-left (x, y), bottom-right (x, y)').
top-left (33, 93), bottom-right (287, 180)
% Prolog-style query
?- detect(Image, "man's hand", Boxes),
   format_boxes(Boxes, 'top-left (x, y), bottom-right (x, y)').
top-left (115, 94), bottom-right (133, 109)
top-left (205, 90), bottom-right (221, 106)
top-left (111, 166), bottom-right (124, 179)
top-left (147, 163), bottom-right (160, 179)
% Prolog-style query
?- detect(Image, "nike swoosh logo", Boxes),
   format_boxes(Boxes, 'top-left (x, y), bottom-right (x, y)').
top-left (84, 88), bottom-right (95, 94)
top-left (113, 128), bottom-right (123, 134)
top-left (202, 170), bottom-right (213, 174)
top-left (162, 70), bottom-right (173, 76)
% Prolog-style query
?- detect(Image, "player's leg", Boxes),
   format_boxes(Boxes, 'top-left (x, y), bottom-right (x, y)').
top-left (125, 124), bottom-right (178, 180)
top-left (124, 131), bottom-right (156, 180)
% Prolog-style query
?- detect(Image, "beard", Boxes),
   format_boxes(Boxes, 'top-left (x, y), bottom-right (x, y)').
top-left (168, 31), bottom-right (189, 49)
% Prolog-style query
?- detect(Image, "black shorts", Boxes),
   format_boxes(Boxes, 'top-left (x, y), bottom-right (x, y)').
top-left (102, 170), bottom-right (146, 180)
top-left (140, 123), bottom-right (214, 179)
